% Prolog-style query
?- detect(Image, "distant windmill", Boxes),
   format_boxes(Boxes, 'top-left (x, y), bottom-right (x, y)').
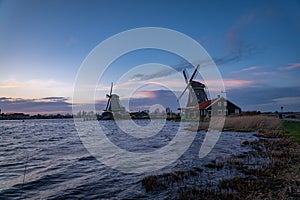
top-left (178, 64), bottom-right (208, 107)
top-left (105, 82), bottom-right (123, 112)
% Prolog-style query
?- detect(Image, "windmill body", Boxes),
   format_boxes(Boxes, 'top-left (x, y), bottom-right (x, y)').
top-left (187, 81), bottom-right (208, 107)
top-left (108, 94), bottom-right (125, 112)
top-left (101, 82), bottom-right (128, 120)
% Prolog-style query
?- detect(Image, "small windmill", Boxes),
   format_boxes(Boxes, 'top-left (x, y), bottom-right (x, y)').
top-left (178, 64), bottom-right (208, 107)
top-left (104, 82), bottom-right (124, 112)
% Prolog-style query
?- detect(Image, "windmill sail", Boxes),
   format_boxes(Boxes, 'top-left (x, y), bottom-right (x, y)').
top-left (105, 82), bottom-right (113, 111)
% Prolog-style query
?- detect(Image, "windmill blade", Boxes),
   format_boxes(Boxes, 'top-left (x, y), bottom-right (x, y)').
top-left (109, 82), bottom-right (113, 96)
top-left (177, 84), bottom-right (190, 101)
top-left (189, 64), bottom-right (200, 82)
top-left (105, 98), bottom-right (111, 111)
top-left (104, 82), bottom-right (113, 111)
top-left (183, 69), bottom-right (189, 84)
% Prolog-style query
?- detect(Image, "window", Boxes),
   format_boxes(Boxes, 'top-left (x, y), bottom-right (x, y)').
top-left (235, 109), bottom-right (240, 114)
top-left (224, 101), bottom-right (227, 106)
top-left (218, 110), bottom-right (222, 115)
top-left (218, 102), bottom-right (222, 107)
top-left (208, 110), bottom-right (212, 116)
top-left (224, 109), bottom-right (228, 116)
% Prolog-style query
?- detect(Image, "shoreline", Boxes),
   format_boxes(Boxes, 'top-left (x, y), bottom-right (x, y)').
top-left (142, 118), bottom-right (300, 199)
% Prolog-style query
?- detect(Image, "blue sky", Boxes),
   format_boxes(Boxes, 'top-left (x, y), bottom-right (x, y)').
top-left (0, 0), bottom-right (299, 113)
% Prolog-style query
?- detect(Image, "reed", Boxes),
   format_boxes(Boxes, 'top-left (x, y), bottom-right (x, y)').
top-left (223, 115), bottom-right (282, 131)
top-left (190, 115), bottom-right (283, 132)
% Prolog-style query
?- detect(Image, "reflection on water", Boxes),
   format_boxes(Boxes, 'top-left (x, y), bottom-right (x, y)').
top-left (0, 119), bottom-right (257, 199)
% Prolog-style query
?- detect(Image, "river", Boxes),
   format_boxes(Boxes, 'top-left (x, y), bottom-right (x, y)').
top-left (0, 119), bottom-right (257, 199)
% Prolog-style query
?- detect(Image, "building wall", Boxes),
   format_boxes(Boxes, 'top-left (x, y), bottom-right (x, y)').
top-left (200, 99), bottom-right (241, 117)
top-left (227, 101), bottom-right (241, 115)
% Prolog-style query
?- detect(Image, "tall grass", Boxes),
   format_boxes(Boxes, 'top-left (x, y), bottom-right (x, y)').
top-left (190, 115), bottom-right (283, 132)
top-left (223, 115), bottom-right (282, 131)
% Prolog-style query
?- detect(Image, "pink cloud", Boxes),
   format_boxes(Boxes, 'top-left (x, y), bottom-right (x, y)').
top-left (0, 79), bottom-right (29, 88)
top-left (278, 63), bottom-right (300, 71)
top-left (205, 78), bottom-right (254, 90)
top-left (136, 90), bottom-right (157, 99)
top-left (224, 79), bottom-right (254, 88)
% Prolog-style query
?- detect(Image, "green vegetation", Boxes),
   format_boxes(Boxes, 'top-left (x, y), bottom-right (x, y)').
top-left (283, 120), bottom-right (300, 143)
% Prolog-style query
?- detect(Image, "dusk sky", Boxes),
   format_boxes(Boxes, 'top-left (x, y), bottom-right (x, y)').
top-left (0, 0), bottom-right (300, 114)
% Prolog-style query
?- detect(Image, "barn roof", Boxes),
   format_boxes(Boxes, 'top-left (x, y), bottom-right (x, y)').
top-left (197, 97), bottom-right (241, 110)
top-left (183, 97), bottom-right (241, 111)
top-left (198, 100), bottom-right (212, 109)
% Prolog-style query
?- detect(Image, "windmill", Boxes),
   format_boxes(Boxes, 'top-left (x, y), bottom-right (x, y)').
top-left (101, 82), bottom-right (130, 120)
top-left (178, 64), bottom-right (208, 107)
top-left (104, 82), bottom-right (124, 112)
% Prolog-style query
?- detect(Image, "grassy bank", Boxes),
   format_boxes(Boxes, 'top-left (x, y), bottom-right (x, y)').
top-left (283, 120), bottom-right (300, 143)
top-left (142, 116), bottom-right (300, 199)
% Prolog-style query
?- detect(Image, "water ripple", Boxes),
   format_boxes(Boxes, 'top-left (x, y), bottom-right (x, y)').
top-left (0, 119), bottom-right (257, 199)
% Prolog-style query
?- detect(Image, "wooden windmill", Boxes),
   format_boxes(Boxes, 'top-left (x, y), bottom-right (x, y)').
top-left (105, 82), bottom-right (124, 112)
top-left (178, 64), bottom-right (208, 107)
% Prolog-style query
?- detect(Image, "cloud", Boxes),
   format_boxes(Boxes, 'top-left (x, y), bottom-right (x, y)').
top-left (223, 79), bottom-right (254, 88)
top-left (0, 78), bottom-right (73, 99)
top-left (126, 90), bottom-right (180, 111)
top-left (127, 62), bottom-right (194, 82)
top-left (126, 50), bottom-right (259, 83)
top-left (226, 86), bottom-right (300, 112)
top-left (41, 97), bottom-right (70, 101)
top-left (278, 63), bottom-right (300, 70)
top-left (225, 12), bottom-right (257, 53)
top-left (0, 96), bottom-right (72, 114)
top-left (240, 66), bottom-right (259, 72)
top-left (212, 44), bottom-right (258, 67)
top-left (223, 5), bottom-right (271, 60)
top-left (252, 71), bottom-right (279, 76)
top-left (272, 97), bottom-right (300, 105)
top-left (231, 66), bottom-right (260, 73)
top-left (0, 79), bottom-right (29, 88)
top-left (136, 90), bottom-right (158, 99)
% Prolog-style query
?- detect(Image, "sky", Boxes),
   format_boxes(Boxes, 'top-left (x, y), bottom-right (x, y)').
top-left (0, 0), bottom-right (299, 114)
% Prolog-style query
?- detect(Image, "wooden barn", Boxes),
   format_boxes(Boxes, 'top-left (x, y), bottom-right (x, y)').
top-left (198, 96), bottom-right (241, 117)
top-left (181, 96), bottom-right (241, 119)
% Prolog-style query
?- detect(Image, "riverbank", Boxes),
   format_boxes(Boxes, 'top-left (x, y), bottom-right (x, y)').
top-left (142, 118), bottom-right (300, 199)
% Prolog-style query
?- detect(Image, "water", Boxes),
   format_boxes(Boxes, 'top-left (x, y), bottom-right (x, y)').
top-left (0, 119), bottom-right (257, 199)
